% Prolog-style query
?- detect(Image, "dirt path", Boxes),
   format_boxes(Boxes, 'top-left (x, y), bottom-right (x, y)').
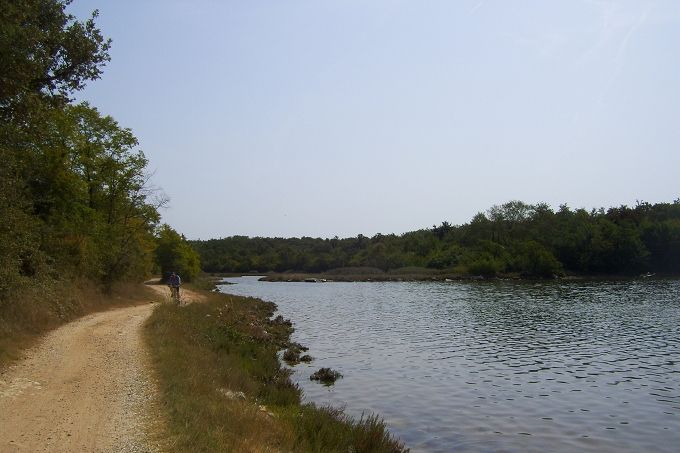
top-left (0, 300), bottom-right (161, 452)
top-left (0, 283), bottom-right (206, 452)
top-left (146, 283), bottom-right (205, 305)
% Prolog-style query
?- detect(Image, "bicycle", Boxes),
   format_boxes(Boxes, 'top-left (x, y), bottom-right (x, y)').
top-left (168, 285), bottom-right (181, 305)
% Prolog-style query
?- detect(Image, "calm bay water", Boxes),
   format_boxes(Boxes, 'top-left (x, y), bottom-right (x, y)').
top-left (220, 277), bottom-right (680, 452)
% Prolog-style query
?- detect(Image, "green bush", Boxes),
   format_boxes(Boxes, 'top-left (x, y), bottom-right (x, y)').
top-left (466, 255), bottom-right (504, 276)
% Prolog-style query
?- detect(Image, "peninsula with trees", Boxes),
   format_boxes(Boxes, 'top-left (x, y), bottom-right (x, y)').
top-left (192, 199), bottom-right (680, 279)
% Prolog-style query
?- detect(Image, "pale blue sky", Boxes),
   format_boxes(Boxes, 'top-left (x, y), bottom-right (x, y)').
top-left (70, 0), bottom-right (680, 239)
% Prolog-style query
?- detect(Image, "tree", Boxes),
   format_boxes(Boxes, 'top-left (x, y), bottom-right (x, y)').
top-left (427, 244), bottom-right (462, 269)
top-left (510, 240), bottom-right (563, 278)
top-left (0, 0), bottom-right (110, 118)
top-left (643, 219), bottom-right (680, 272)
top-left (432, 221), bottom-right (453, 240)
top-left (26, 103), bottom-right (163, 285)
top-left (0, 158), bottom-right (41, 297)
top-left (1, 0), bottom-right (112, 298)
top-left (487, 200), bottom-right (535, 243)
top-left (155, 225), bottom-right (201, 282)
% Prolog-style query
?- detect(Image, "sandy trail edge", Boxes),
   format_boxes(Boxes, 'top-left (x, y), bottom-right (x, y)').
top-left (145, 282), bottom-right (205, 305)
top-left (0, 297), bottom-right (163, 452)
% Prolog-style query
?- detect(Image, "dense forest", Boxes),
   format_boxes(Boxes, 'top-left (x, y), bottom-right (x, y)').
top-left (0, 0), bottom-right (198, 309)
top-left (192, 200), bottom-right (680, 278)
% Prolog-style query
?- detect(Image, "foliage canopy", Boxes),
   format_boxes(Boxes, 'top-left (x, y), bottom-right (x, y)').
top-left (155, 225), bottom-right (201, 282)
top-left (192, 200), bottom-right (680, 278)
top-left (0, 0), bottom-right (166, 300)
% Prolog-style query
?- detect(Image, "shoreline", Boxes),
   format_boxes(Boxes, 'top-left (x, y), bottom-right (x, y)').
top-left (215, 272), bottom-right (675, 283)
top-left (145, 280), bottom-right (408, 451)
top-left (215, 274), bottom-right (680, 452)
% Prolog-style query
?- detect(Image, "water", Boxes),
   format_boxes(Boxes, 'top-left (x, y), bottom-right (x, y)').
top-left (220, 277), bottom-right (680, 452)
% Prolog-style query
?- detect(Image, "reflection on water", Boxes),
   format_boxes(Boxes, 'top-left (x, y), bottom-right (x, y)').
top-left (221, 277), bottom-right (680, 452)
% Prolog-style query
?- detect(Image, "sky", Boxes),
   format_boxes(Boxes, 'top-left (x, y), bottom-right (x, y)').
top-left (69, 0), bottom-right (680, 240)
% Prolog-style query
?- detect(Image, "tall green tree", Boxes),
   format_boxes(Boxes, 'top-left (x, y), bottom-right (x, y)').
top-left (0, 0), bottom-right (110, 118)
top-left (155, 225), bottom-right (201, 282)
top-left (1, 2), bottom-right (167, 297)
top-left (1, 0), bottom-right (111, 299)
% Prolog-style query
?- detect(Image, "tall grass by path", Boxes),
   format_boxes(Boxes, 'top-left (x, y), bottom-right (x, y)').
top-left (0, 280), bottom-right (159, 369)
top-left (144, 289), bottom-right (408, 452)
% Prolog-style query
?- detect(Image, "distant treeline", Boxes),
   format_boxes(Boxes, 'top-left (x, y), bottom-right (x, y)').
top-left (192, 200), bottom-right (680, 277)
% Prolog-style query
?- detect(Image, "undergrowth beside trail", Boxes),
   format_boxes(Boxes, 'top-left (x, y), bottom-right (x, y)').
top-left (144, 290), bottom-right (407, 452)
top-left (0, 280), bottom-right (158, 368)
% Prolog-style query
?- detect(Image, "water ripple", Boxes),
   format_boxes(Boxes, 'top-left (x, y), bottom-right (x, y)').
top-left (222, 278), bottom-right (680, 453)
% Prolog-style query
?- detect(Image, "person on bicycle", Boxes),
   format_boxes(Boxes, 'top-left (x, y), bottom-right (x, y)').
top-left (168, 272), bottom-right (181, 299)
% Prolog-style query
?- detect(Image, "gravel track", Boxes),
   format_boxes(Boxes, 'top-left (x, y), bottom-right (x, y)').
top-left (0, 301), bottom-right (160, 453)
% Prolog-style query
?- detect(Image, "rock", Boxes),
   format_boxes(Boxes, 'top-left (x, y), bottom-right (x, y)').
top-left (310, 367), bottom-right (342, 384)
top-left (283, 349), bottom-right (300, 364)
top-left (258, 405), bottom-right (275, 417)
top-left (287, 342), bottom-right (308, 352)
top-left (218, 388), bottom-right (246, 400)
top-left (272, 315), bottom-right (293, 327)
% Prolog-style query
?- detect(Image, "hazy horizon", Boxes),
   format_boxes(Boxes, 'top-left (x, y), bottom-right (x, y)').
top-left (70, 0), bottom-right (680, 240)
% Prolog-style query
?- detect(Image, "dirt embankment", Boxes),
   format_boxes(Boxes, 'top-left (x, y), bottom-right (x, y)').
top-left (0, 283), bottom-right (204, 453)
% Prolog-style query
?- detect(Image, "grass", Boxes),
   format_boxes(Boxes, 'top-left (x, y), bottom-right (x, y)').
top-left (144, 288), bottom-right (408, 452)
top-left (0, 278), bottom-right (158, 369)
